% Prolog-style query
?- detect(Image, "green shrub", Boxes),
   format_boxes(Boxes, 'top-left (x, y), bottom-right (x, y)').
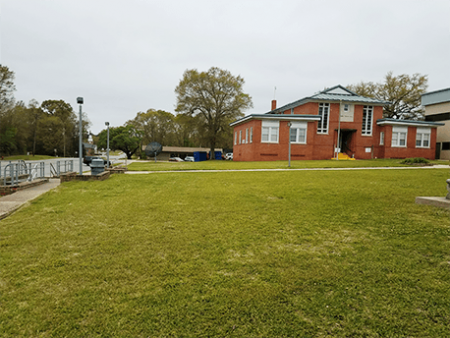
top-left (400, 157), bottom-right (430, 164)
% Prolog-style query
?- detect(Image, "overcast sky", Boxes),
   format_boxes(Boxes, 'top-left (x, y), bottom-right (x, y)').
top-left (1, 0), bottom-right (449, 134)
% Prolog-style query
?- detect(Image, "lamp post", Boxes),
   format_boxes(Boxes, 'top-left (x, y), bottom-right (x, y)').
top-left (336, 99), bottom-right (342, 160)
top-left (77, 97), bottom-right (83, 174)
top-left (105, 122), bottom-right (110, 168)
top-left (287, 122), bottom-right (292, 167)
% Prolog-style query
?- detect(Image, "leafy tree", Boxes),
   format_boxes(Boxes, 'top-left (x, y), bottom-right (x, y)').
top-left (127, 109), bottom-right (175, 146)
top-left (172, 113), bottom-right (199, 147)
top-left (348, 72), bottom-right (428, 120)
top-left (97, 125), bottom-right (141, 159)
top-left (0, 65), bottom-right (16, 156)
top-left (175, 67), bottom-right (253, 159)
top-left (0, 126), bottom-right (17, 155)
top-left (0, 65), bottom-right (15, 115)
top-left (37, 100), bottom-right (79, 156)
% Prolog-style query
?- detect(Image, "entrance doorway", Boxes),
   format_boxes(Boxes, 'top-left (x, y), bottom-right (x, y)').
top-left (436, 142), bottom-right (441, 159)
top-left (337, 129), bottom-right (356, 155)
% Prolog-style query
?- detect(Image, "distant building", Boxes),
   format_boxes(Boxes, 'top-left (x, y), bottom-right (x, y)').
top-left (231, 85), bottom-right (443, 161)
top-left (141, 145), bottom-right (223, 161)
top-left (422, 88), bottom-right (450, 160)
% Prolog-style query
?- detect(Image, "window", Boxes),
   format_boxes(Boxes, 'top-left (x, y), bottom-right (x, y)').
top-left (442, 142), bottom-right (450, 150)
top-left (290, 122), bottom-right (307, 144)
top-left (380, 132), bottom-right (384, 146)
top-left (391, 126), bottom-right (407, 147)
top-left (362, 106), bottom-right (373, 135)
top-left (250, 127), bottom-right (253, 143)
top-left (239, 130), bottom-right (242, 144)
top-left (343, 104), bottom-right (349, 112)
top-left (261, 120), bottom-right (279, 143)
top-left (416, 128), bottom-right (431, 148)
top-left (245, 128), bottom-right (249, 144)
top-left (234, 132), bottom-right (237, 145)
top-left (317, 103), bottom-right (329, 134)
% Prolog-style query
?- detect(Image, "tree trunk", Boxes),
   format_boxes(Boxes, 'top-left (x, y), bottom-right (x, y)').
top-left (210, 138), bottom-right (216, 160)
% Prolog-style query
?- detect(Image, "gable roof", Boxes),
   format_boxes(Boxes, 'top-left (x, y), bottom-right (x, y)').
top-left (268, 85), bottom-right (389, 115)
top-left (230, 114), bottom-right (321, 127)
top-left (376, 118), bottom-right (444, 128)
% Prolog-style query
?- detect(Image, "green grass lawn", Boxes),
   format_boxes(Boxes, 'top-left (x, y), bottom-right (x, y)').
top-left (1, 155), bottom-right (56, 161)
top-left (128, 158), bottom-right (448, 171)
top-left (1, 169), bottom-right (450, 337)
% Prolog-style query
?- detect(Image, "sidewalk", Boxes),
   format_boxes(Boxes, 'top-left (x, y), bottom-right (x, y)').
top-left (0, 179), bottom-right (60, 220)
top-left (125, 164), bottom-right (450, 174)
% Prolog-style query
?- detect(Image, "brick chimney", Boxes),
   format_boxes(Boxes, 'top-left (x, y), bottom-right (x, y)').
top-left (271, 100), bottom-right (276, 111)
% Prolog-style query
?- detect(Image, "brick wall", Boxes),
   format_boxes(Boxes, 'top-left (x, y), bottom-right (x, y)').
top-left (60, 171), bottom-right (110, 183)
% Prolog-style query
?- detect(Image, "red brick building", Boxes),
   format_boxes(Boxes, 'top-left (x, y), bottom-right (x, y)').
top-left (231, 86), bottom-right (443, 161)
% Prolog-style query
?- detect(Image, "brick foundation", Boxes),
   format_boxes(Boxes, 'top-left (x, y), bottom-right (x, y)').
top-left (60, 171), bottom-right (110, 183)
top-left (106, 167), bottom-right (127, 174)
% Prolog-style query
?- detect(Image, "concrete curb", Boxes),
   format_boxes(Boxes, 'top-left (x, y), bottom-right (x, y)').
top-left (125, 165), bottom-right (450, 174)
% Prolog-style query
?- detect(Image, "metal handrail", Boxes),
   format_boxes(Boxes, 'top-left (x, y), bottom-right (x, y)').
top-left (1, 159), bottom-right (73, 183)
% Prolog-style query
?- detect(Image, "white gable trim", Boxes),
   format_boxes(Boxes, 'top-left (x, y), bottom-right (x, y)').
top-left (326, 87), bottom-right (351, 95)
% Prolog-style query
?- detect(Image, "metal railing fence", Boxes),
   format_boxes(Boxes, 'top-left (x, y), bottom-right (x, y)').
top-left (0, 160), bottom-right (74, 186)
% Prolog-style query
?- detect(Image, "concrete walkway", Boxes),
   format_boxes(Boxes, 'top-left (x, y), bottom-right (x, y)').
top-left (0, 179), bottom-right (60, 220)
top-left (125, 164), bottom-right (450, 174)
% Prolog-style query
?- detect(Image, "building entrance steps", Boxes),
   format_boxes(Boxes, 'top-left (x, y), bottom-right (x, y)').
top-left (331, 153), bottom-right (355, 160)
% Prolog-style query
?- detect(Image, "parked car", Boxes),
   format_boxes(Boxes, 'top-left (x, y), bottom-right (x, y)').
top-left (83, 156), bottom-right (101, 166)
top-left (225, 153), bottom-right (233, 160)
top-left (184, 156), bottom-right (195, 162)
top-left (83, 156), bottom-right (111, 167)
top-left (169, 157), bottom-right (184, 162)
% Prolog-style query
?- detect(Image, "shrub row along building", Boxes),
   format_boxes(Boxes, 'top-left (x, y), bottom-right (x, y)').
top-left (230, 85), bottom-right (444, 161)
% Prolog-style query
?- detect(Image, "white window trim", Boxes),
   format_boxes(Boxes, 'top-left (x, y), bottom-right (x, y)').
top-left (261, 120), bottom-right (279, 143)
top-left (391, 126), bottom-right (408, 148)
top-left (380, 131), bottom-right (384, 146)
top-left (245, 128), bottom-right (249, 144)
top-left (234, 132), bottom-right (237, 145)
top-left (250, 127), bottom-right (253, 143)
top-left (239, 130), bottom-right (242, 144)
top-left (317, 103), bottom-right (330, 134)
top-left (290, 122), bottom-right (307, 144)
top-left (416, 127), bottom-right (431, 148)
top-left (362, 106), bottom-right (373, 136)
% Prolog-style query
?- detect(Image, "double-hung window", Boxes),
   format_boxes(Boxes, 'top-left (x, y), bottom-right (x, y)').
top-left (416, 128), bottom-right (431, 148)
top-left (362, 105), bottom-right (373, 135)
top-left (245, 128), bottom-right (249, 144)
top-left (250, 127), bottom-right (253, 143)
top-left (239, 130), bottom-right (242, 144)
top-left (391, 126), bottom-right (407, 147)
top-left (234, 132), bottom-right (237, 145)
top-left (317, 103), bottom-right (329, 134)
top-left (261, 120), bottom-right (279, 143)
top-left (290, 122), bottom-right (307, 144)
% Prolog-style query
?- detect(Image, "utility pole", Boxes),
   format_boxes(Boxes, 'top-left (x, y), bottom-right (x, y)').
top-left (336, 99), bottom-right (342, 160)
top-left (77, 97), bottom-right (83, 174)
top-left (105, 122), bottom-right (110, 168)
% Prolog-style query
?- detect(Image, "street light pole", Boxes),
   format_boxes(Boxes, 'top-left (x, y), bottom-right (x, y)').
top-left (77, 97), bottom-right (83, 174)
top-left (105, 122), bottom-right (110, 168)
top-left (287, 122), bottom-right (292, 167)
top-left (336, 99), bottom-right (342, 160)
